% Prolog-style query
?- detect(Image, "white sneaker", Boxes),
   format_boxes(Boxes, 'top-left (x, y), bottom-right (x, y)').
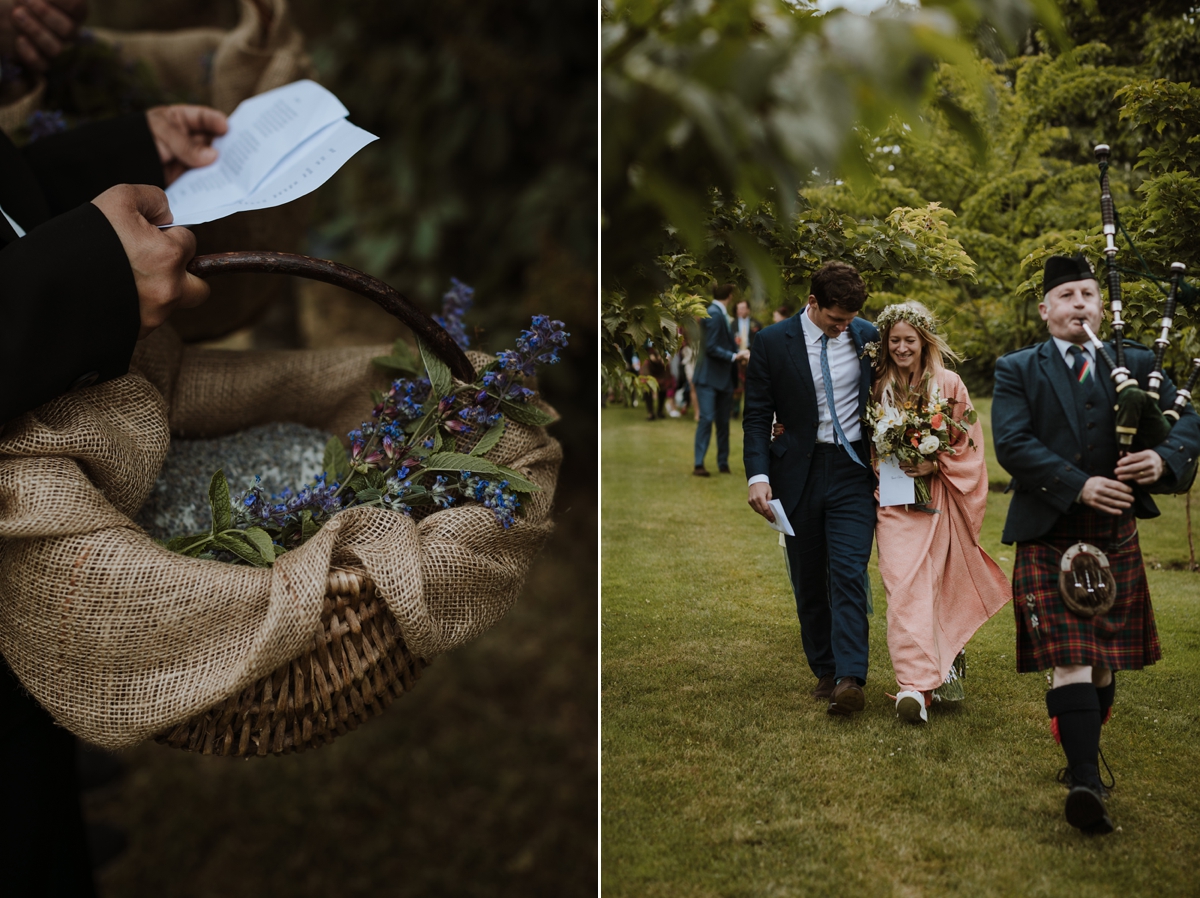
top-left (896, 690), bottom-right (928, 724)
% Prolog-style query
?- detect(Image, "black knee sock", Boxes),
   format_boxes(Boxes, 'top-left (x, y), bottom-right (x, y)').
top-left (1096, 675), bottom-right (1115, 725)
top-left (1047, 683), bottom-right (1102, 786)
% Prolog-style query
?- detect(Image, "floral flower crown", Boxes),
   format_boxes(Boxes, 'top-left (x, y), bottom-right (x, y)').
top-left (875, 303), bottom-right (937, 335)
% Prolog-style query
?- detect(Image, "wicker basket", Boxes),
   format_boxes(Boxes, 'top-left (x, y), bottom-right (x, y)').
top-left (147, 254), bottom-right (490, 756)
top-left (155, 568), bottom-right (426, 757)
top-left (0, 251), bottom-right (557, 754)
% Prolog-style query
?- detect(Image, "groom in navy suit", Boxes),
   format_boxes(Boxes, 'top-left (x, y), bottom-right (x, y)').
top-left (743, 261), bottom-right (879, 716)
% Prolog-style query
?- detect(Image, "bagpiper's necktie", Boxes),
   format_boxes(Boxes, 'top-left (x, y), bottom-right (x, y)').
top-left (1068, 344), bottom-right (1093, 385)
top-left (820, 334), bottom-right (865, 467)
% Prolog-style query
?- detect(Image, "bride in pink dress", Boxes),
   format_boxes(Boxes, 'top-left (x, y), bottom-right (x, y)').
top-left (871, 302), bottom-right (1011, 724)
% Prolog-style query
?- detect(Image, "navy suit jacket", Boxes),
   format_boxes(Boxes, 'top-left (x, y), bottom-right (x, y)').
top-left (993, 338), bottom-right (1200, 543)
top-left (692, 301), bottom-right (738, 392)
top-left (742, 313), bottom-right (879, 518)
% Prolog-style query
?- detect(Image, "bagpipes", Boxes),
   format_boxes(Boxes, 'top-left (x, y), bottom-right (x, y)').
top-left (1055, 145), bottom-right (1200, 621)
top-left (1085, 144), bottom-right (1200, 456)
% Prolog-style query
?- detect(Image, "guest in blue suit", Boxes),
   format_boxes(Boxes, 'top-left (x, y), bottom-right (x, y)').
top-left (692, 283), bottom-right (749, 476)
top-left (743, 262), bottom-right (879, 716)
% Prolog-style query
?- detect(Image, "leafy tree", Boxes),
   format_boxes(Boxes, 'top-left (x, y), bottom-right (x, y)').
top-left (601, 0), bottom-right (1062, 387)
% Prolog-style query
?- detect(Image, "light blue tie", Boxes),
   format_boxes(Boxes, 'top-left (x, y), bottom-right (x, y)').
top-left (820, 334), bottom-right (865, 467)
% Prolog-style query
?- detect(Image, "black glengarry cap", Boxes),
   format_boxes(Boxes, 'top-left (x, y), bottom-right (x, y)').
top-left (1043, 254), bottom-right (1097, 296)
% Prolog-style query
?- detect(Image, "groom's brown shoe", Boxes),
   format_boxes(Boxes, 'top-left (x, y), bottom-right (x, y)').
top-left (828, 679), bottom-right (865, 716)
top-left (811, 674), bottom-right (836, 700)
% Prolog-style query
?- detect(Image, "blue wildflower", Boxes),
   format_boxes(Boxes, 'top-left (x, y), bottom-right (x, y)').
top-left (430, 475), bottom-right (455, 509)
top-left (27, 110), bottom-right (68, 142)
top-left (459, 473), bottom-right (520, 528)
top-left (433, 278), bottom-right (474, 350)
top-left (497, 316), bottom-right (570, 377)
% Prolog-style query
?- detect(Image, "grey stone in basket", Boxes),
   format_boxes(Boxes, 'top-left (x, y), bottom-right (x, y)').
top-left (136, 423), bottom-right (335, 541)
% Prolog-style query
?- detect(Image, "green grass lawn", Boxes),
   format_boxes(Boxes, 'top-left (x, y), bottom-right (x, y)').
top-left (601, 403), bottom-right (1200, 898)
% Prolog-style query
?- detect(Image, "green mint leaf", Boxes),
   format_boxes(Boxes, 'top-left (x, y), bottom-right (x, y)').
top-left (492, 464), bottom-right (541, 494)
top-left (323, 436), bottom-right (351, 482)
top-left (214, 532), bottom-right (269, 567)
top-left (498, 400), bottom-right (556, 426)
top-left (242, 527), bottom-right (278, 567)
top-left (421, 452), bottom-right (540, 493)
top-left (419, 337), bottom-right (455, 399)
top-left (299, 510), bottom-right (320, 542)
top-left (208, 470), bottom-right (232, 534)
top-left (166, 533), bottom-right (213, 556)
top-left (470, 421), bottom-right (505, 457)
top-left (371, 338), bottom-right (420, 374)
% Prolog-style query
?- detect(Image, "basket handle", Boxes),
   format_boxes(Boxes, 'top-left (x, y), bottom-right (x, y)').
top-left (187, 251), bottom-right (477, 383)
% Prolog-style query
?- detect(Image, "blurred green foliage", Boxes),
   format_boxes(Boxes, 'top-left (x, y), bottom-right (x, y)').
top-left (605, 0), bottom-right (1200, 398)
top-left (292, 0), bottom-right (595, 336)
top-left (89, 0), bottom-right (595, 353)
top-left (601, 0), bottom-right (1061, 387)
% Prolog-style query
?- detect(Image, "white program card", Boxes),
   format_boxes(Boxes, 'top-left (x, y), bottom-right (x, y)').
top-left (765, 498), bottom-right (796, 537)
top-left (878, 456), bottom-right (916, 507)
top-left (165, 80), bottom-right (374, 227)
top-left (172, 119), bottom-right (378, 226)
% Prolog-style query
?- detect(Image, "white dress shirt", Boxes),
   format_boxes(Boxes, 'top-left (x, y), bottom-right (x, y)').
top-left (737, 314), bottom-right (751, 349)
top-left (0, 203), bottom-right (25, 238)
top-left (748, 306), bottom-right (862, 486)
top-left (1052, 337), bottom-right (1095, 371)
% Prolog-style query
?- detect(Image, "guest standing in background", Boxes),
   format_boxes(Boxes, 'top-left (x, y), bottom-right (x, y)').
top-left (731, 299), bottom-right (761, 420)
top-left (693, 284), bottom-right (747, 476)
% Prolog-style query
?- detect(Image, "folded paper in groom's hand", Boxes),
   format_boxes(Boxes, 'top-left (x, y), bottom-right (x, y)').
top-left (765, 499), bottom-right (795, 537)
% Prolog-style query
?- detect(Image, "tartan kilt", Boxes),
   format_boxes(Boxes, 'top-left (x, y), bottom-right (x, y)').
top-left (1013, 508), bottom-right (1161, 673)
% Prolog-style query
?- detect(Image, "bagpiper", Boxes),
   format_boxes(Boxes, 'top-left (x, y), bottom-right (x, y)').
top-left (992, 253), bottom-right (1200, 833)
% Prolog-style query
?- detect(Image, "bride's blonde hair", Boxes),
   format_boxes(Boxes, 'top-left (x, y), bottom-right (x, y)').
top-left (872, 302), bottom-right (961, 407)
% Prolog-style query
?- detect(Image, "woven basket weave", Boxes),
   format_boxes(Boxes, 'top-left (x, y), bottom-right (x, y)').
top-left (156, 568), bottom-right (426, 757)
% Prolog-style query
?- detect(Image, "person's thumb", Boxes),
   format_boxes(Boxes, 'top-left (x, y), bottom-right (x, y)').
top-left (173, 141), bottom-right (219, 170)
top-left (126, 184), bottom-right (173, 227)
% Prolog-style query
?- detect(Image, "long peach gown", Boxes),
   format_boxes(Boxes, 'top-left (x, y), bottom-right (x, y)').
top-left (875, 369), bottom-right (1012, 693)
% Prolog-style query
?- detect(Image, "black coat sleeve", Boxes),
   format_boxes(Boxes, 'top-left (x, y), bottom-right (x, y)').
top-left (742, 329), bottom-right (774, 480)
top-left (0, 203), bottom-right (141, 425)
top-left (21, 113), bottom-right (164, 215)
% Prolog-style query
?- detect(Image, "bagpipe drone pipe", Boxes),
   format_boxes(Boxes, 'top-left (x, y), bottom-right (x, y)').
top-left (1085, 144), bottom-right (1200, 482)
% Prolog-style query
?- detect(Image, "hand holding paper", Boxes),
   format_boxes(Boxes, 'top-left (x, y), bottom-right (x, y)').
top-left (164, 80), bottom-right (377, 227)
top-left (147, 105), bottom-right (229, 185)
top-left (765, 499), bottom-right (795, 537)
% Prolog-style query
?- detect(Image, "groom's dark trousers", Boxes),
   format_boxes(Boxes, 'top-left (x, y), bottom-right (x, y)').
top-left (743, 313), bottom-right (878, 683)
top-left (785, 445), bottom-right (875, 682)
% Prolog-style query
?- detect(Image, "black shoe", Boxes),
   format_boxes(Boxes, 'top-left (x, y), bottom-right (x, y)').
top-left (1056, 766), bottom-right (1110, 800)
top-left (827, 679), bottom-right (865, 716)
top-left (1065, 784), bottom-right (1113, 834)
top-left (692, 466), bottom-right (710, 477)
top-left (718, 465), bottom-right (732, 474)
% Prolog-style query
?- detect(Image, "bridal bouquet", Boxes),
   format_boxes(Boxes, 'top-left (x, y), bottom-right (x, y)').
top-left (866, 378), bottom-right (975, 505)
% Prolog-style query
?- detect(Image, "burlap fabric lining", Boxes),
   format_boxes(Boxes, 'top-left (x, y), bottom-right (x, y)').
top-left (0, 327), bottom-right (560, 749)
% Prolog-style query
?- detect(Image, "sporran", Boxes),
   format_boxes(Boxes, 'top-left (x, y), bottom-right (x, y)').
top-left (1058, 541), bottom-right (1117, 619)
